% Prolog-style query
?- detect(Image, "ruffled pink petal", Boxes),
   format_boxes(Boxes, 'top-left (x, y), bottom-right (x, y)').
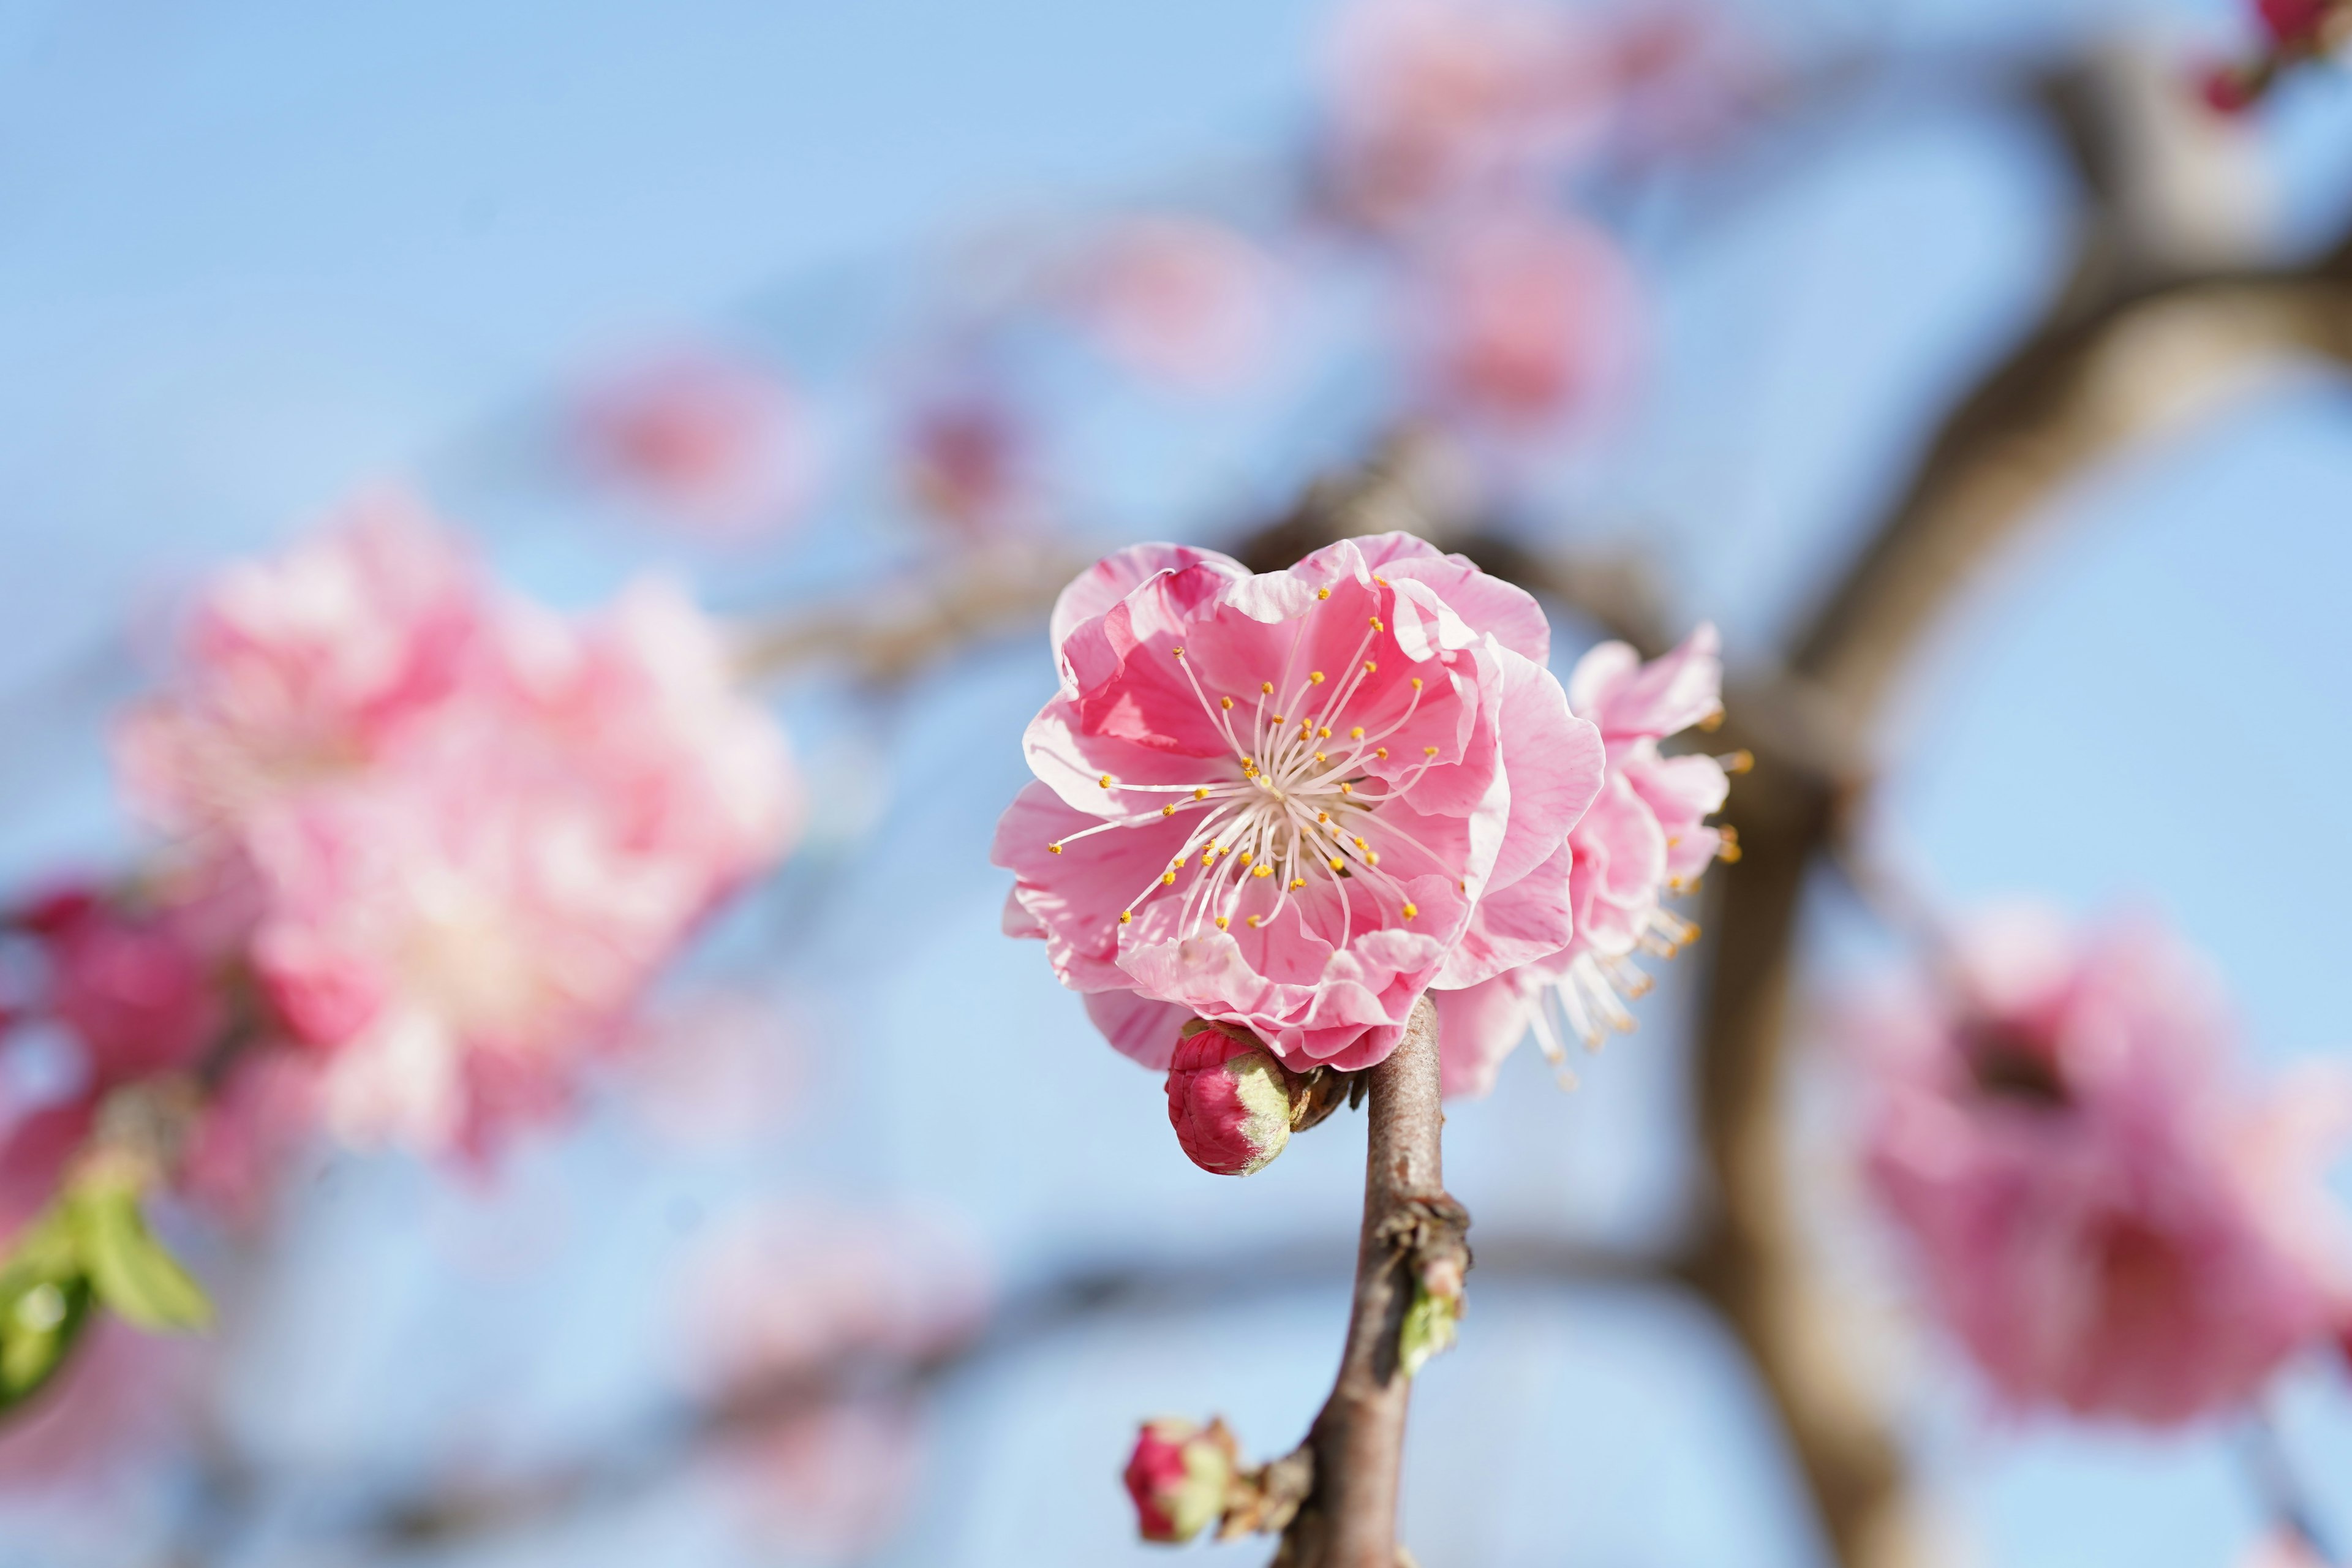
top-left (1433, 839), bottom-right (1574, 990)
top-left (1569, 622), bottom-right (1721, 742)
top-left (991, 782), bottom-right (1194, 993)
top-left (1049, 543), bottom-right (1247, 667)
top-left (1482, 646), bottom-right (1602, 894)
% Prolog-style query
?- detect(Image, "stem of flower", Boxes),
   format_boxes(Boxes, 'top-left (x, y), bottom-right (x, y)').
top-left (1276, 995), bottom-right (1459, 1568)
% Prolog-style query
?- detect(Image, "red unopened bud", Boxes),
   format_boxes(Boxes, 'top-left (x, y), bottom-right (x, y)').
top-left (1122, 1417), bottom-right (1235, 1544)
top-left (2201, 62), bottom-right (2260, 114)
top-left (2260, 0), bottom-right (2332, 43)
top-left (1166, 1023), bottom-right (1295, 1176)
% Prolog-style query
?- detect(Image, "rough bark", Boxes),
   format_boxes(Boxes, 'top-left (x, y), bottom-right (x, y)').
top-left (1278, 995), bottom-right (1457, 1568)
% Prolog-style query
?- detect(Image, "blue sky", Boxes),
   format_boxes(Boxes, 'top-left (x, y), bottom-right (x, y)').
top-left (5, 1), bottom-right (2352, 1565)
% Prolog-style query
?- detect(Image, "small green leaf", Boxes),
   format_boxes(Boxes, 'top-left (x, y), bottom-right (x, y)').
top-left (72, 1182), bottom-right (212, 1333)
top-left (0, 1271), bottom-right (92, 1412)
top-left (1396, 1283), bottom-right (1459, 1380)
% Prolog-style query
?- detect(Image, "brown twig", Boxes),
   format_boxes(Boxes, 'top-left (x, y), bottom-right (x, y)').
top-left (1275, 995), bottom-right (1460, 1568)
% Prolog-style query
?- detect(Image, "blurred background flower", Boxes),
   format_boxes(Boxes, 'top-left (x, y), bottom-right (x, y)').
top-left (4, 0), bottom-right (2352, 1564)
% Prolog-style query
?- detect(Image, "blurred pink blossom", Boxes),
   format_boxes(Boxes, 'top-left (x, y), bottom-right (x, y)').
top-left (1322, 0), bottom-right (1612, 224)
top-left (995, 534), bottom-right (1602, 1072)
top-left (1066, 216), bottom-right (1281, 390)
top-left (573, 349), bottom-right (817, 535)
top-left (1436, 625), bottom-right (1729, 1096)
top-left (902, 392), bottom-right (1039, 537)
top-left (28, 891), bottom-right (224, 1086)
top-left (1856, 909), bottom-right (2352, 1425)
top-left (122, 499), bottom-right (801, 1156)
top-left (1409, 209), bottom-right (1642, 435)
top-left (117, 491), bottom-right (486, 836)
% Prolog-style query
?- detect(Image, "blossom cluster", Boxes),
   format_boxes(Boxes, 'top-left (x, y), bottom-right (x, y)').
top-left (1856, 908), bottom-right (2352, 1424)
top-left (0, 491), bottom-right (799, 1269)
top-left (995, 533), bottom-right (1733, 1153)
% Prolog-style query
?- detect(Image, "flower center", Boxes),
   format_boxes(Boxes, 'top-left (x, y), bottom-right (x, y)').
top-left (1049, 595), bottom-right (1452, 943)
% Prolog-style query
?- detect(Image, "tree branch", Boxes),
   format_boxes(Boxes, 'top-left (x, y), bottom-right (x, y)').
top-left (1278, 995), bottom-right (1457, 1568)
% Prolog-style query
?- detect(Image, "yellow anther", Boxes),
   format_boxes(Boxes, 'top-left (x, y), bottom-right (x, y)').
top-left (1220, 696), bottom-right (1234, 710)
top-left (1317, 811), bottom-right (1330, 823)
top-left (1363, 661), bottom-right (1377, 674)
top-left (1375, 747), bottom-right (1388, 759)
top-left (1202, 851), bottom-right (1216, 867)
top-left (1271, 714), bottom-right (1285, 724)
top-left (1290, 878), bottom-right (1306, 889)
top-left (1698, 706), bottom-right (1725, 733)
top-left (1366, 851), bottom-right (1380, 866)
top-left (1409, 677), bottom-right (1423, 690)
top-left (1423, 745), bottom-right (1438, 757)
top-left (1318, 726), bottom-right (1332, 739)
top-left (1339, 782), bottom-right (1354, 794)
top-left (1172, 646), bottom-right (1185, 659)
top-left (1099, 774), bottom-right (1114, 788)
top-left (1373, 576), bottom-right (1388, 587)
top-left (1329, 856), bottom-right (1345, 871)
top-left (1723, 749), bottom-right (1754, 775)
top-left (1353, 837), bottom-right (1367, 850)
top-left (1161, 872), bottom-right (1177, 886)
top-left (1253, 864), bottom-right (1272, 878)
top-left (1161, 804), bottom-right (1177, 817)
top-left (1215, 915), bottom-right (1229, 930)
top-left (1368, 616), bottom-right (1381, 629)
top-left (1247, 914), bottom-right (1262, 927)
top-left (1719, 826), bottom-right (1743, 864)
top-left (1238, 850), bottom-right (1253, 865)
top-left (1119, 910), bottom-right (1133, 924)
top-left (1401, 902), bottom-right (1418, 919)
top-left (1314, 752), bottom-right (1328, 763)
top-left (1350, 726), bottom-right (1364, 739)
top-left (1310, 671), bottom-right (1325, 684)
top-left (1316, 586), bottom-right (1331, 600)
top-left (1261, 681), bottom-right (1275, 694)
top-left (1048, 843), bottom-right (1063, 854)
top-left (1194, 787), bottom-right (1209, 800)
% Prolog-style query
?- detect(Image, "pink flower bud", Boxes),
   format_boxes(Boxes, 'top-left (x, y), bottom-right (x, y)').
top-left (2260, 0), bottom-right (2331, 44)
top-left (1121, 1417), bottom-right (1234, 1544)
top-left (1165, 1025), bottom-right (1295, 1177)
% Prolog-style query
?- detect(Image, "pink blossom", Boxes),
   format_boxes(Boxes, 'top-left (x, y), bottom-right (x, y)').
top-left (1067, 216), bottom-right (1281, 390)
top-left (30, 893), bottom-right (223, 1085)
top-left (573, 349), bottom-right (816, 534)
top-left (1322, 0), bottom-right (1613, 224)
top-left (995, 534), bottom-right (1604, 1072)
top-left (1410, 209), bottom-right (1642, 434)
top-left (117, 490), bottom-right (486, 835)
top-left (1857, 909), bottom-right (2352, 1425)
top-left (1165, 1023), bottom-right (1297, 1176)
top-left (1435, 625), bottom-right (1729, 1096)
top-left (122, 501), bottom-right (801, 1156)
